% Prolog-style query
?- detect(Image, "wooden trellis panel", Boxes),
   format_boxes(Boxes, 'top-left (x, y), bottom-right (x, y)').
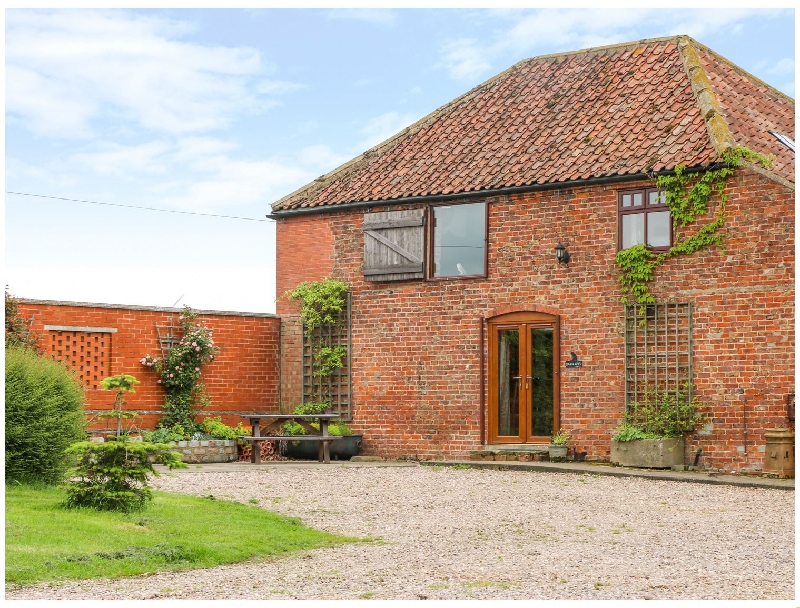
top-left (624, 303), bottom-right (693, 411)
top-left (302, 293), bottom-right (352, 420)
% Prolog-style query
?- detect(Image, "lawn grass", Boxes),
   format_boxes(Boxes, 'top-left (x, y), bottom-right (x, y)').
top-left (6, 485), bottom-right (357, 587)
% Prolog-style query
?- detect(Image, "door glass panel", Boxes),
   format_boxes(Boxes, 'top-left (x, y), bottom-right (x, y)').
top-left (530, 327), bottom-right (554, 437)
top-left (497, 328), bottom-right (519, 436)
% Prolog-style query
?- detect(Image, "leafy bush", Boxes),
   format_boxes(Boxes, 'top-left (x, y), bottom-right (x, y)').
top-left (614, 387), bottom-right (703, 441)
top-left (141, 427), bottom-right (188, 443)
top-left (612, 422), bottom-right (658, 442)
top-left (5, 289), bottom-right (41, 352)
top-left (5, 346), bottom-right (86, 485)
top-left (200, 416), bottom-right (250, 440)
top-left (140, 307), bottom-right (219, 433)
top-left (282, 403), bottom-right (353, 436)
top-left (64, 439), bottom-right (187, 513)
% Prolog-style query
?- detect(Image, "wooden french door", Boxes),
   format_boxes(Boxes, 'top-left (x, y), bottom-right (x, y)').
top-left (488, 312), bottom-right (559, 444)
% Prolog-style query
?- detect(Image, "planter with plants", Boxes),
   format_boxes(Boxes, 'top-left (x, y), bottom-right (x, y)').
top-left (141, 416), bottom-right (250, 463)
top-left (281, 402), bottom-right (362, 461)
top-left (611, 387), bottom-right (702, 469)
top-left (548, 428), bottom-right (570, 462)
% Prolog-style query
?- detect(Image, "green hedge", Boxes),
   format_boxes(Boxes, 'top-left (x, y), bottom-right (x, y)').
top-left (5, 346), bottom-right (86, 485)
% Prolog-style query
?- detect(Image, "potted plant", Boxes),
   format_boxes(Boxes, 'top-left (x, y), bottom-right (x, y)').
top-left (549, 428), bottom-right (570, 462)
top-left (281, 402), bottom-right (363, 461)
top-left (611, 386), bottom-right (702, 468)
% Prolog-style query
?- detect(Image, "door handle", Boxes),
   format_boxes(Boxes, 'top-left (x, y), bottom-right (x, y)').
top-left (512, 375), bottom-right (531, 389)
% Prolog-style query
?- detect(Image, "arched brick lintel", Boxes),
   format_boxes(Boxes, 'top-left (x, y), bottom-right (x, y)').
top-left (486, 303), bottom-right (561, 320)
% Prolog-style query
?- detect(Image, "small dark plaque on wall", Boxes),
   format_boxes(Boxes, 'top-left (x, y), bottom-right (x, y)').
top-left (565, 351), bottom-right (583, 368)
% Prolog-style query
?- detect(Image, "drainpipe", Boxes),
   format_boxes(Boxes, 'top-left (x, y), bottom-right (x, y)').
top-left (277, 319), bottom-right (283, 414)
top-left (741, 393), bottom-right (748, 465)
top-left (479, 316), bottom-right (485, 447)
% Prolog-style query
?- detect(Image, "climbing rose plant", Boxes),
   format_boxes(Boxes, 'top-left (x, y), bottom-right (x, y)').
top-left (141, 307), bottom-right (219, 433)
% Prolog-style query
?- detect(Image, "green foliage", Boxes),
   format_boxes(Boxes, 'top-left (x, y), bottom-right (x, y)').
top-left (63, 439), bottom-right (187, 513)
top-left (612, 422), bottom-right (658, 442)
top-left (281, 402), bottom-right (353, 436)
top-left (615, 146), bottom-right (773, 305)
top-left (614, 387), bottom-right (703, 441)
top-left (329, 422), bottom-right (354, 436)
top-left (286, 278), bottom-right (349, 336)
top-left (200, 416), bottom-right (250, 440)
top-left (292, 402), bottom-right (330, 415)
top-left (99, 374), bottom-right (140, 394)
top-left (5, 289), bottom-right (41, 352)
top-left (550, 428), bottom-right (571, 445)
top-left (6, 485), bottom-right (356, 585)
top-left (286, 279), bottom-right (349, 401)
top-left (141, 427), bottom-right (188, 443)
top-left (140, 307), bottom-right (219, 433)
top-left (98, 374), bottom-right (142, 438)
top-left (615, 244), bottom-right (656, 306)
top-left (315, 345), bottom-right (348, 378)
top-left (5, 346), bottom-right (86, 485)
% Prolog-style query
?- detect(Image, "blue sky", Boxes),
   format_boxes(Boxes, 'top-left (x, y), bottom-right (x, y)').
top-left (4, 7), bottom-right (795, 314)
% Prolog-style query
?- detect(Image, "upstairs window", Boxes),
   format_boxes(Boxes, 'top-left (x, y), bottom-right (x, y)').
top-left (430, 201), bottom-right (487, 278)
top-left (618, 187), bottom-right (671, 251)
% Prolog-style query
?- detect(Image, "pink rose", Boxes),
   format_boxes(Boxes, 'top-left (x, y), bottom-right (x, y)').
top-left (195, 367), bottom-right (200, 371)
top-left (195, 347), bottom-right (200, 352)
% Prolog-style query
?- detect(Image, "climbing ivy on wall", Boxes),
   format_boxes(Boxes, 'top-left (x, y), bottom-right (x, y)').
top-left (616, 146), bottom-right (773, 306)
top-left (286, 278), bottom-right (349, 402)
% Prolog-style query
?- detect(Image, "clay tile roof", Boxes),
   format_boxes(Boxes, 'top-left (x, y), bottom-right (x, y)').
top-left (272, 35), bottom-right (794, 213)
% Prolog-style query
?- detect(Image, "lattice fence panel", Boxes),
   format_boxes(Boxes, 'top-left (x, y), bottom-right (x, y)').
top-left (302, 293), bottom-right (352, 421)
top-left (48, 330), bottom-right (112, 390)
top-left (624, 302), bottom-right (693, 411)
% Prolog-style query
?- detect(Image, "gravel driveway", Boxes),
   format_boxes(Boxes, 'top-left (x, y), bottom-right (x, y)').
top-left (7, 464), bottom-right (794, 600)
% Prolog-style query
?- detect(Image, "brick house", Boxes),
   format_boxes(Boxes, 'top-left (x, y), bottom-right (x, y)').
top-left (270, 36), bottom-right (794, 472)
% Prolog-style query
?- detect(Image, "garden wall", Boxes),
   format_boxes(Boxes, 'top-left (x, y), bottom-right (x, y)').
top-left (16, 300), bottom-right (281, 432)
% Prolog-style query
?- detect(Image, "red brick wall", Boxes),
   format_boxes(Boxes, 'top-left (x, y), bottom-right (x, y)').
top-left (16, 301), bottom-right (281, 432)
top-left (275, 167), bottom-right (794, 472)
top-left (275, 212), bottom-right (336, 411)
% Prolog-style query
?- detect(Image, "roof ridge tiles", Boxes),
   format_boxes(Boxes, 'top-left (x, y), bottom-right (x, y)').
top-left (271, 35), bottom-right (793, 213)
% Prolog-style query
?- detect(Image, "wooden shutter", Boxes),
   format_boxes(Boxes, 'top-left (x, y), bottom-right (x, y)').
top-left (363, 208), bottom-right (425, 281)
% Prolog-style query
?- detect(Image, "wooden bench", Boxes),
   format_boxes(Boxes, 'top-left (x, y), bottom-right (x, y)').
top-left (241, 435), bottom-right (343, 464)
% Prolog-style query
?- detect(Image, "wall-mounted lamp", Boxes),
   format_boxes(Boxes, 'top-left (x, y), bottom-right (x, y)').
top-left (555, 242), bottom-right (571, 265)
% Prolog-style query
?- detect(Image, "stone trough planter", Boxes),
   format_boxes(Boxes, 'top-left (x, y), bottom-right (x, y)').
top-left (166, 439), bottom-right (239, 464)
top-left (610, 437), bottom-right (685, 469)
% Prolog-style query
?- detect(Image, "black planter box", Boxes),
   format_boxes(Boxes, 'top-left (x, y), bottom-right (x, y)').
top-left (282, 435), bottom-right (363, 461)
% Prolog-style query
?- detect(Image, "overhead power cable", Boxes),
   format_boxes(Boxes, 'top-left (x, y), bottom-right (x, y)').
top-left (6, 191), bottom-right (273, 222)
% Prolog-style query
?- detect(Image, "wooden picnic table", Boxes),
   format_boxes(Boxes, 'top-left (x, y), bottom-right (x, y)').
top-left (240, 413), bottom-right (342, 464)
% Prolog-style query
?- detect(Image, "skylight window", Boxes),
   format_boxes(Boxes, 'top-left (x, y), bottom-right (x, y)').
top-left (770, 131), bottom-right (795, 152)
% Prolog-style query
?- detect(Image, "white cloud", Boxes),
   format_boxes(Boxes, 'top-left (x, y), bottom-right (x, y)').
top-left (70, 141), bottom-right (173, 176)
top-left (5, 9), bottom-right (301, 138)
top-left (298, 145), bottom-right (351, 171)
top-left (357, 111), bottom-right (422, 151)
top-left (438, 38), bottom-right (493, 81)
top-left (435, 8), bottom-right (791, 84)
top-left (157, 160), bottom-right (312, 213)
top-left (766, 58), bottom-right (795, 76)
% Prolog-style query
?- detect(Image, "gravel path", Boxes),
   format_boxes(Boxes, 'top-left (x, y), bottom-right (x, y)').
top-left (6, 464), bottom-right (794, 600)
